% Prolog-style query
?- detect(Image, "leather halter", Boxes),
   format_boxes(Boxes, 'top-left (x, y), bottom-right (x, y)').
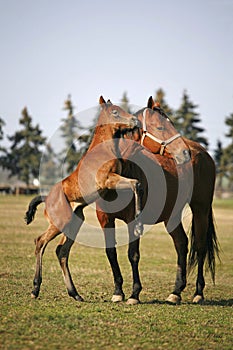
top-left (141, 108), bottom-right (181, 155)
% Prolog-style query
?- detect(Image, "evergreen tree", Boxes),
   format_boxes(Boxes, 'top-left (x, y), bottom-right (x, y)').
top-left (40, 143), bottom-right (60, 188)
top-left (2, 107), bottom-right (46, 186)
top-left (60, 95), bottom-right (85, 174)
top-left (220, 113), bottom-right (233, 190)
top-left (0, 117), bottom-right (6, 157)
top-left (225, 112), bottom-right (233, 142)
top-left (214, 140), bottom-right (223, 171)
top-left (214, 140), bottom-right (224, 190)
top-left (154, 88), bottom-right (174, 117)
top-left (174, 90), bottom-right (208, 147)
top-left (120, 91), bottom-right (131, 112)
top-left (0, 117), bottom-right (5, 141)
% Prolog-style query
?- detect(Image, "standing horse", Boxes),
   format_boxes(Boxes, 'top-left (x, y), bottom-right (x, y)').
top-left (25, 97), bottom-right (142, 300)
top-left (96, 97), bottom-right (220, 304)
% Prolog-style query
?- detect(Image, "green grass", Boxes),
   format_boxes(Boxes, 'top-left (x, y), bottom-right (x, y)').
top-left (213, 197), bottom-right (233, 209)
top-left (0, 196), bottom-right (233, 349)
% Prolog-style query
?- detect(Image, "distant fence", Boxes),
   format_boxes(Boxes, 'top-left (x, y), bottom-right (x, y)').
top-left (1, 183), bottom-right (233, 199)
top-left (0, 185), bottom-right (39, 195)
top-left (215, 190), bottom-right (233, 199)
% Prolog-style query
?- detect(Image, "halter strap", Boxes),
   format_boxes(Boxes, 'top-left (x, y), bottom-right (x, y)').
top-left (141, 108), bottom-right (181, 155)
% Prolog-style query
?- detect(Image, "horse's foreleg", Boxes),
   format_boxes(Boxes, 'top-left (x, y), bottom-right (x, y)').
top-left (165, 221), bottom-right (188, 304)
top-left (99, 218), bottom-right (124, 302)
top-left (126, 223), bottom-right (142, 305)
top-left (32, 224), bottom-right (60, 298)
top-left (106, 248), bottom-right (125, 302)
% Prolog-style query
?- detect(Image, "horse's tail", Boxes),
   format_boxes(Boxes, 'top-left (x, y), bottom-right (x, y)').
top-left (188, 208), bottom-right (221, 283)
top-left (24, 195), bottom-right (46, 225)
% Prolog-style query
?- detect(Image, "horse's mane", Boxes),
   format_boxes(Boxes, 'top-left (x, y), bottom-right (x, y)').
top-left (134, 107), bottom-right (145, 118)
top-left (134, 106), bottom-right (175, 125)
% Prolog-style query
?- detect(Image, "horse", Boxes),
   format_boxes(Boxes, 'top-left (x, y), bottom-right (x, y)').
top-left (25, 96), bottom-right (143, 300)
top-left (95, 96), bottom-right (220, 305)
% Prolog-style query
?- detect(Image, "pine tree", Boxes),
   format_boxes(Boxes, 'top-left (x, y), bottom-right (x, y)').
top-left (214, 140), bottom-right (224, 190)
top-left (154, 88), bottom-right (174, 117)
top-left (0, 117), bottom-right (6, 156)
top-left (220, 113), bottom-right (233, 190)
top-left (2, 108), bottom-right (46, 186)
top-left (214, 140), bottom-right (223, 171)
top-left (120, 91), bottom-right (131, 112)
top-left (225, 112), bottom-right (233, 142)
top-left (0, 117), bottom-right (5, 141)
top-left (60, 95), bottom-right (85, 174)
top-left (174, 90), bottom-right (208, 147)
top-left (40, 143), bottom-right (60, 188)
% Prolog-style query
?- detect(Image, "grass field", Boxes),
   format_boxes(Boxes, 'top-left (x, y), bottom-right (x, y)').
top-left (0, 195), bottom-right (232, 349)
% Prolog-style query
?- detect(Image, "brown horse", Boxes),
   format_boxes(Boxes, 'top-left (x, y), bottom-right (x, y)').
top-left (95, 97), bottom-right (220, 305)
top-left (25, 97), bottom-right (143, 300)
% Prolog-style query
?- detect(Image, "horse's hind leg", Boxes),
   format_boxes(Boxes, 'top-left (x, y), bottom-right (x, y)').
top-left (56, 205), bottom-right (85, 301)
top-left (32, 224), bottom-right (60, 298)
top-left (189, 207), bottom-right (209, 304)
top-left (56, 235), bottom-right (83, 301)
top-left (126, 223), bottom-right (142, 305)
top-left (165, 220), bottom-right (188, 304)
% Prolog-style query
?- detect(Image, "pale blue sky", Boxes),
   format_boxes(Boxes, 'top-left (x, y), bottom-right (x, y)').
top-left (0, 0), bottom-right (233, 153)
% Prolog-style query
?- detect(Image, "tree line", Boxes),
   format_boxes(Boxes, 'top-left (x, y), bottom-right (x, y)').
top-left (0, 88), bottom-right (232, 192)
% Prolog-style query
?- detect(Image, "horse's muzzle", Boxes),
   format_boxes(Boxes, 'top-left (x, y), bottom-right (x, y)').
top-left (131, 117), bottom-right (141, 128)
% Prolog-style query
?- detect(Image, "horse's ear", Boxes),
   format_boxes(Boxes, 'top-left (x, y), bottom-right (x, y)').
top-left (147, 96), bottom-right (155, 109)
top-left (107, 99), bottom-right (112, 105)
top-left (99, 96), bottom-right (106, 105)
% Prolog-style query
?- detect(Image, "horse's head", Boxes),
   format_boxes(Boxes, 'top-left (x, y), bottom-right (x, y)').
top-left (135, 97), bottom-right (191, 165)
top-left (98, 96), bottom-right (139, 132)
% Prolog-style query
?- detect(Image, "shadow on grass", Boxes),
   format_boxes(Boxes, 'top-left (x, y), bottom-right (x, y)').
top-left (143, 298), bottom-right (233, 306)
top-left (199, 299), bottom-right (233, 306)
top-left (142, 299), bottom-right (171, 305)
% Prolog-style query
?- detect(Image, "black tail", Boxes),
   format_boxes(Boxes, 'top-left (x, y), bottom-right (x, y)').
top-left (24, 195), bottom-right (47, 225)
top-left (188, 208), bottom-right (221, 283)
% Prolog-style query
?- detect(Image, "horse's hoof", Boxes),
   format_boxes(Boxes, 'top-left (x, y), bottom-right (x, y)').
top-left (111, 295), bottom-right (124, 303)
top-left (166, 294), bottom-right (181, 304)
top-left (31, 291), bottom-right (39, 299)
top-left (126, 298), bottom-right (140, 305)
top-left (192, 295), bottom-right (204, 304)
top-left (74, 295), bottom-right (84, 302)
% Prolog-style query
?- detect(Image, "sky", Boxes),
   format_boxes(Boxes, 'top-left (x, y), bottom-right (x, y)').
top-left (0, 0), bottom-right (233, 154)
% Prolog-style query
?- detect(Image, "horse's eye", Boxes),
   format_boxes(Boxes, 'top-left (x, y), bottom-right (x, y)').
top-left (157, 126), bottom-right (165, 131)
top-left (112, 110), bottom-right (119, 117)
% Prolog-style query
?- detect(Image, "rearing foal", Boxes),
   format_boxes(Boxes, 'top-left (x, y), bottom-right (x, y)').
top-left (25, 96), bottom-right (142, 300)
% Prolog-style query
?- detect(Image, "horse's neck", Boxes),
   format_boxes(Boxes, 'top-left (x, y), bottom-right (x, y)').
top-left (118, 137), bottom-right (144, 158)
top-left (88, 125), bottom-right (119, 154)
